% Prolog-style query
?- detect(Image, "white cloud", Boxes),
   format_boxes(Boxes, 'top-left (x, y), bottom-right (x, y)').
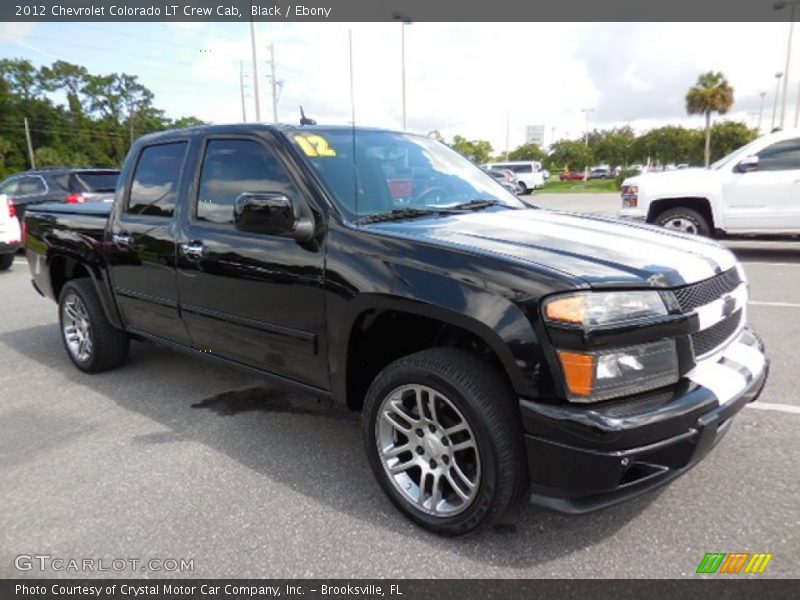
top-left (9, 22), bottom-right (798, 151)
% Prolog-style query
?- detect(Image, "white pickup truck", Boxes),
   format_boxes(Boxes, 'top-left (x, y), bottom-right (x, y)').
top-left (618, 129), bottom-right (800, 236)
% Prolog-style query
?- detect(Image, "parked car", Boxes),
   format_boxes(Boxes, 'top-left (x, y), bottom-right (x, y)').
top-left (483, 167), bottom-right (518, 194)
top-left (559, 170), bottom-right (585, 181)
top-left (588, 166), bottom-right (611, 179)
top-left (619, 128), bottom-right (800, 236)
top-left (482, 161), bottom-right (545, 194)
top-left (0, 194), bottom-right (21, 271)
top-left (26, 124), bottom-right (768, 535)
top-left (0, 167), bottom-right (119, 222)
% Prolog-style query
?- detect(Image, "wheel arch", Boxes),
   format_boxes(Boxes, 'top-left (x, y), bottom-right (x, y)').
top-left (49, 252), bottom-right (124, 329)
top-left (647, 197), bottom-right (716, 232)
top-left (332, 294), bottom-right (540, 411)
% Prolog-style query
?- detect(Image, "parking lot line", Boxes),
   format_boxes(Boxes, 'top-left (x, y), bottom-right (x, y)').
top-left (747, 402), bottom-right (800, 415)
top-left (749, 300), bottom-right (800, 308)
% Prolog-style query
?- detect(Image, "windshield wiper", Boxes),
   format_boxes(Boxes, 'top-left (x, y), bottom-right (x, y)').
top-left (445, 199), bottom-right (500, 211)
top-left (355, 208), bottom-right (441, 224)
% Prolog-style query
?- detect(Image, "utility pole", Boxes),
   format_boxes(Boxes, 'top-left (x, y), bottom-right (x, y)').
top-left (777, 1), bottom-right (798, 129)
top-left (23, 117), bottom-right (35, 169)
top-left (772, 72), bottom-right (783, 130)
top-left (268, 43), bottom-right (279, 122)
top-left (239, 61), bottom-right (248, 122)
top-left (249, 19), bottom-right (261, 121)
top-left (129, 101), bottom-right (136, 146)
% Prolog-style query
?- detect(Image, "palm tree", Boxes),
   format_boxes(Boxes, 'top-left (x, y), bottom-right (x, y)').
top-left (686, 71), bottom-right (734, 167)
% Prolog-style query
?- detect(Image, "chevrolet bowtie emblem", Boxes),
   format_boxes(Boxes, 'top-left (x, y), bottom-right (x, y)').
top-left (722, 294), bottom-right (736, 318)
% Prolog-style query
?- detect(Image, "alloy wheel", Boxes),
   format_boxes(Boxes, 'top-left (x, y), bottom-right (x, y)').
top-left (62, 293), bottom-right (93, 362)
top-left (375, 384), bottom-right (481, 517)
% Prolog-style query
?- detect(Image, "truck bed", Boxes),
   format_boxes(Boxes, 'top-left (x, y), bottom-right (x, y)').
top-left (25, 201), bottom-right (113, 302)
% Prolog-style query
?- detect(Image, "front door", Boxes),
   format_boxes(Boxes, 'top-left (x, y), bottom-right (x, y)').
top-left (175, 135), bottom-right (327, 389)
top-left (723, 137), bottom-right (800, 232)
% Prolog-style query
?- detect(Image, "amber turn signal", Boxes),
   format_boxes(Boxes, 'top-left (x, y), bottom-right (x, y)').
top-left (556, 350), bottom-right (595, 397)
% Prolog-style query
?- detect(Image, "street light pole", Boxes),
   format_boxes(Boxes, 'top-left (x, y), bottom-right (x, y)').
top-left (393, 13), bottom-right (412, 130)
top-left (401, 23), bottom-right (407, 130)
top-left (758, 91), bottom-right (766, 131)
top-left (772, 71), bottom-right (783, 130)
top-left (776, 1), bottom-right (798, 129)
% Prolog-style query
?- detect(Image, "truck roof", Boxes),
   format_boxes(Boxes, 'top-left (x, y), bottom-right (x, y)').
top-left (136, 123), bottom-right (415, 144)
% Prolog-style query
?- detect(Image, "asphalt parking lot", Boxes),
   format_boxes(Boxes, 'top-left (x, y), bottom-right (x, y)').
top-left (1, 194), bottom-right (798, 578)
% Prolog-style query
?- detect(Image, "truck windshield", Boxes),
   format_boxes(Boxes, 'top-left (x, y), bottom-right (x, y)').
top-left (287, 129), bottom-right (524, 219)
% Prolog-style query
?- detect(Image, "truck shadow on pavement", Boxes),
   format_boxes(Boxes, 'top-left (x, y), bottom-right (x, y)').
top-left (2, 323), bottom-right (663, 571)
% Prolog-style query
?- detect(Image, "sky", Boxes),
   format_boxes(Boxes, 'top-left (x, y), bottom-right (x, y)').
top-left (0, 21), bottom-right (796, 152)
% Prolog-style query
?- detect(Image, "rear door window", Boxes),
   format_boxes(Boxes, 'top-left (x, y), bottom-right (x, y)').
top-left (0, 178), bottom-right (18, 195)
top-left (16, 176), bottom-right (47, 196)
top-left (127, 142), bottom-right (187, 217)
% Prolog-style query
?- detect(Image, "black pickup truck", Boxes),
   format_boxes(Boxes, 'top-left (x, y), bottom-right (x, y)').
top-left (25, 124), bottom-right (769, 535)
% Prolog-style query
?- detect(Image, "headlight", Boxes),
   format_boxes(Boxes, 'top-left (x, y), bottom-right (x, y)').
top-left (557, 339), bottom-right (679, 403)
top-left (544, 291), bottom-right (669, 327)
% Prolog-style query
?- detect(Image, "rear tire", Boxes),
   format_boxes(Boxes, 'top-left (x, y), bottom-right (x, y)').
top-left (516, 181), bottom-right (528, 195)
top-left (59, 279), bottom-right (129, 373)
top-left (654, 206), bottom-right (711, 236)
top-left (0, 253), bottom-right (13, 271)
top-left (362, 348), bottom-right (527, 536)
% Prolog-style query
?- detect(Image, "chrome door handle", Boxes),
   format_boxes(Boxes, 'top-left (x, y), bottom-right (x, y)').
top-left (111, 232), bottom-right (133, 248)
top-left (179, 241), bottom-right (206, 258)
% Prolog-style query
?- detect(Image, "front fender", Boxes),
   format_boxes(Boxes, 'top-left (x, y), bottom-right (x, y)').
top-left (329, 267), bottom-right (545, 404)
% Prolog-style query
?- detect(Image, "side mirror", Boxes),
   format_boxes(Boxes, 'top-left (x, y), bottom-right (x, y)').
top-left (736, 155), bottom-right (759, 173)
top-left (233, 192), bottom-right (314, 241)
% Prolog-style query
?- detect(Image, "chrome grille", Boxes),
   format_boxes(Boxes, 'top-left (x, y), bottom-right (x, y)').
top-left (691, 310), bottom-right (743, 357)
top-left (673, 268), bottom-right (742, 312)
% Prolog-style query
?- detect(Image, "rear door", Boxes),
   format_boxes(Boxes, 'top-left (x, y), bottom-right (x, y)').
top-left (106, 140), bottom-right (192, 344)
top-left (723, 137), bottom-right (800, 232)
top-left (175, 134), bottom-right (327, 389)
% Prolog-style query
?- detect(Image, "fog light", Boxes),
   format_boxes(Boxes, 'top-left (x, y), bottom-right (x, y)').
top-left (557, 339), bottom-right (679, 403)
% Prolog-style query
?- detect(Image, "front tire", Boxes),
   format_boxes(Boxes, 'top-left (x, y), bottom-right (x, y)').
top-left (362, 348), bottom-right (527, 536)
top-left (0, 253), bottom-right (13, 271)
top-left (59, 279), bottom-right (129, 373)
top-left (654, 206), bottom-right (711, 236)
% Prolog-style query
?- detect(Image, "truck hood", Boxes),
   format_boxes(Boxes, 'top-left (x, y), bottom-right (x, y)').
top-left (365, 208), bottom-right (737, 288)
top-left (624, 167), bottom-right (719, 189)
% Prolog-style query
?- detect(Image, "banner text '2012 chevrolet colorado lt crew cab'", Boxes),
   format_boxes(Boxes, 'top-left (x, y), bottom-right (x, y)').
top-left (25, 124), bottom-right (769, 535)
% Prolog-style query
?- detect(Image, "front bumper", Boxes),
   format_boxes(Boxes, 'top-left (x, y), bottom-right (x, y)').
top-left (0, 240), bottom-right (20, 254)
top-left (617, 207), bottom-right (646, 221)
top-left (521, 328), bottom-right (768, 513)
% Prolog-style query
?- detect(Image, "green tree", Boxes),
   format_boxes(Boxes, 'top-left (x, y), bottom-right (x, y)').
top-left (451, 135), bottom-right (493, 164)
top-left (686, 71), bottom-right (734, 167)
top-left (548, 139), bottom-right (594, 171)
top-left (427, 129), bottom-right (444, 142)
top-left (588, 126), bottom-right (636, 166)
top-left (708, 121), bottom-right (758, 162)
top-left (507, 142), bottom-right (546, 162)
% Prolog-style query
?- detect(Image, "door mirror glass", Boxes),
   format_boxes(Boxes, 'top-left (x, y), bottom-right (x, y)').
top-left (736, 155), bottom-right (759, 173)
top-left (234, 192), bottom-right (314, 240)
